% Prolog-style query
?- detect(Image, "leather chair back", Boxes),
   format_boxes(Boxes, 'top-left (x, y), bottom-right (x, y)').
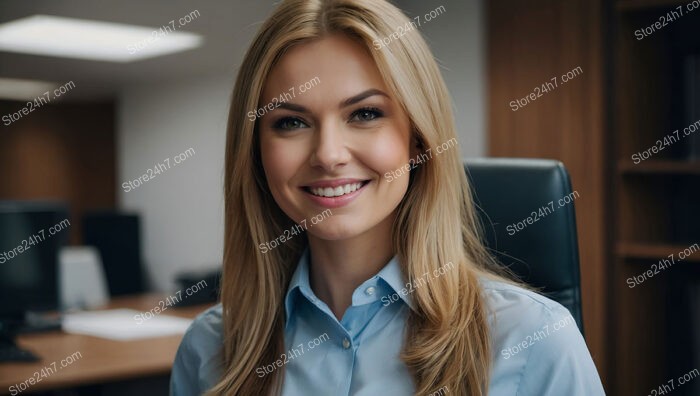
top-left (464, 158), bottom-right (584, 334)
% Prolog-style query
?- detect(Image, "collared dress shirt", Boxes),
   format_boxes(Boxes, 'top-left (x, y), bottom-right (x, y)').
top-left (171, 249), bottom-right (605, 395)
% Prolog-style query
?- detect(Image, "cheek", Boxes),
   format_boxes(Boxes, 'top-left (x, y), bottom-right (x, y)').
top-left (260, 137), bottom-right (304, 195)
top-left (359, 127), bottom-right (412, 209)
top-left (360, 128), bottom-right (411, 175)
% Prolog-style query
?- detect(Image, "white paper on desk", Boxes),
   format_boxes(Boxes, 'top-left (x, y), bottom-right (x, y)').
top-left (62, 308), bottom-right (192, 341)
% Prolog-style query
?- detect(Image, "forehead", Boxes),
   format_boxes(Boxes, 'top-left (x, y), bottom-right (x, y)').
top-left (261, 34), bottom-right (389, 105)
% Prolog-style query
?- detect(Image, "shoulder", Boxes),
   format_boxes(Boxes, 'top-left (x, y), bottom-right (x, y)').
top-left (481, 278), bottom-right (578, 366)
top-left (481, 278), bottom-right (575, 339)
top-left (481, 278), bottom-right (569, 320)
top-left (480, 279), bottom-right (605, 395)
top-left (183, 303), bottom-right (224, 342)
top-left (170, 304), bottom-right (224, 396)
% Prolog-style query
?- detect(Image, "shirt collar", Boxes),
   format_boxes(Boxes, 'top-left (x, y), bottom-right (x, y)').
top-left (373, 254), bottom-right (417, 311)
top-left (285, 248), bottom-right (315, 323)
top-left (284, 248), bottom-right (416, 323)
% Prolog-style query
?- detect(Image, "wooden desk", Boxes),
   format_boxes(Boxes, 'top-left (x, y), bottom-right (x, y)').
top-left (0, 294), bottom-right (213, 395)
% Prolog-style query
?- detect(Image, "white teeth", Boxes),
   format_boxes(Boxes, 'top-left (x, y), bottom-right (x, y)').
top-left (310, 182), bottom-right (364, 197)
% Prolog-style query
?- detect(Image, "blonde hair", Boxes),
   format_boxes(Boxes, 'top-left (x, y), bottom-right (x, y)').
top-left (211, 0), bottom-right (509, 394)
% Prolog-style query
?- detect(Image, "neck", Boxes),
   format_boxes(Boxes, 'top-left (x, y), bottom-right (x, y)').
top-left (307, 214), bottom-right (395, 320)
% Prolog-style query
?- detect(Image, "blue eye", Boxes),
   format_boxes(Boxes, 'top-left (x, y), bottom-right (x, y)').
top-left (272, 117), bottom-right (309, 130)
top-left (350, 107), bottom-right (383, 122)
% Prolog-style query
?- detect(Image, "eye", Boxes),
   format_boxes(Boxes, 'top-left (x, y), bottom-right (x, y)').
top-left (272, 116), bottom-right (309, 131)
top-left (349, 107), bottom-right (383, 122)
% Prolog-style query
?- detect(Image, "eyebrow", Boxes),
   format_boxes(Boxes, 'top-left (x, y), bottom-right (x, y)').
top-left (341, 88), bottom-right (390, 107)
top-left (274, 88), bottom-right (390, 114)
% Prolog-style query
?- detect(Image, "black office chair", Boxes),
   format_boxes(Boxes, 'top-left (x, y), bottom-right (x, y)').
top-left (83, 211), bottom-right (147, 296)
top-left (464, 158), bottom-right (584, 335)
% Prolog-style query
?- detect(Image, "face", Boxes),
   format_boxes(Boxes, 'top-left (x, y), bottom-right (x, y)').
top-left (258, 34), bottom-right (416, 241)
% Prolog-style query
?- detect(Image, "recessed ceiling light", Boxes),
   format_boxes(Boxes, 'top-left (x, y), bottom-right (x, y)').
top-left (0, 78), bottom-right (58, 101)
top-left (0, 15), bottom-right (203, 63)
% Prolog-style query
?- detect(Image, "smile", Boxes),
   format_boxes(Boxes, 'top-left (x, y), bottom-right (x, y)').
top-left (309, 182), bottom-right (365, 198)
top-left (301, 179), bottom-right (371, 208)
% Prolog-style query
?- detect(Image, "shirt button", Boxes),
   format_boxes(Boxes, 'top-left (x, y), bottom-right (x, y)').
top-left (365, 286), bottom-right (376, 296)
top-left (342, 337), bottom-right (351, 349)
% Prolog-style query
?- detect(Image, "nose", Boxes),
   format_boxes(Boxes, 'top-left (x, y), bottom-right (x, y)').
top-left (308, 120), bottom-right (351, 172)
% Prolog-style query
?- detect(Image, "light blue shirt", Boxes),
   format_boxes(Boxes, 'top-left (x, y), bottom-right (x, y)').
top-left (171, 249), bottom-right (605, 395)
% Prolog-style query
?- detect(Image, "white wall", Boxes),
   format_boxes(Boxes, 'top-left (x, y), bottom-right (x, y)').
top-left (396, 0), bottom-right (485, 158)
top-left (117, 0), bottom-right (484, 292)
top-left (118, 74), bottom-right (232, 291)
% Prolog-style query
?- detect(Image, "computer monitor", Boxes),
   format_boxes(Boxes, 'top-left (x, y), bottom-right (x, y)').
top-left (0, 201), bottom-right (68, 322)
top-left (0, 201), bottom-right (69, 362)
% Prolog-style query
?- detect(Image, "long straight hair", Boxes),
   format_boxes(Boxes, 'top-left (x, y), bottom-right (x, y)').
top-left (210, 0), bottom-right (509, 394)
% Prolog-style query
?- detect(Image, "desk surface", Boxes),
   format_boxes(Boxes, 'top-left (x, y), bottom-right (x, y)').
top-left (0, 294), bottom-right (212, 395)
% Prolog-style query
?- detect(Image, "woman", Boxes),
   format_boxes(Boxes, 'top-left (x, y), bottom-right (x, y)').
top-left (171, 0), bottom-right (605, 395)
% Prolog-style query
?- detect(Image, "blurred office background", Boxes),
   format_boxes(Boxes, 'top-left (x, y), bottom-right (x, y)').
top-left (1, 0), bottom-right (699, 395)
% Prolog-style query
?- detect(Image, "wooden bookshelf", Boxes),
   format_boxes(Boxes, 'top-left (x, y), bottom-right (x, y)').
top-left (618, 160), bottom-right (700, 175)
top-left (617, 0), bottom-right (687, 11)
top-left (617, 242), bottom-right (700, 262)
top-left (612, 1), bottom-right (700, 395)
top-left (488, 0), bottom-right (700, 394)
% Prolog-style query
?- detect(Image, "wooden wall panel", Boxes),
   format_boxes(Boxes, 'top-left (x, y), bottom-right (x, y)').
top-left (0, 101), bottom-right (116, 244)
top-left (487, 0), bottom-right (610, 389)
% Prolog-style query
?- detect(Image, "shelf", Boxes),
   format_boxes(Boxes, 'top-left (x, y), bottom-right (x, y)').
top-left (617, 242), bottom-right (700, 262)
top-left (617, 0), bottom-right (687, 11)
top-left (618, 159), bottom-right (700, 175)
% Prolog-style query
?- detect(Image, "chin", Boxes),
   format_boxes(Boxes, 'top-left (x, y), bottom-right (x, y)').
top-left (307, 220), bottom-right (366, 241)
